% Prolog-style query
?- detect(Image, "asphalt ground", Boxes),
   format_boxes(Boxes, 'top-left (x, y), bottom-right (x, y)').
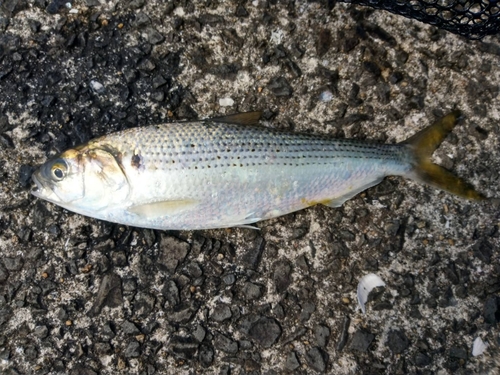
top-left (0, 1), bottom-right (499, 374)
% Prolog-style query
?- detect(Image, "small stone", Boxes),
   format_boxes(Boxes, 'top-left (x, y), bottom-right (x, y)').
top-left (133, 292), bottom-right (155, 317)
top-left (242, 282), bottom-right (262, 300)
top-left (94, 342), bottom-right (112, 355)
top-left (121, 320), bottom-right (140, 335)
top-left (199, 344), bottom-right (214, 367)
top-left (268, 76), bottom-right (293, 97)
top-left (90, 80), bottom-right (105, 94)
top-left (248, 317), bottom-right (281, 348)
top-left (222, 273), bottom-right (236, 285)
top-left (387, 329), bottom-right (410, 354)
top-left (414, 352), bottom-right (432, 367)
top-left (314, 325), bottom-right (330, 348)
top-left (138, 59), bottom-right (156, 72)
top-left (100, 323), bottom-right (116, 340)
top-left (152, 75), bottom-right (167, 89)
top-left (111, 251), bottom-right (127, 267)
top-left (240, 236), bottom-right (265, 270)
top-left (33, 325), bottom-right (48, 338)
top-left (3, 256), bottom-right (23, 271)
top-left (158, 235), bottom-right (190, 273)
top-left (449, 346), bottom-right (467, 359)
top-left (170, 335), bottom-right (199, 359)
top-left (162, 280), bottom-right (180, 306)
top-left (235, 4), bottom-right (249, 17)
top-left (134, 12), bottom-right (151, 27)
top-left (483, 296), bottom-right (499, 325)
top-left (336, 316), bottom-right (350, 352)
top-left (306, 347), bottom-right (328, 373)
top-left (169, 303), bottom-right (198, 323)
top-left (18, 164), bottom-right (35, 188)
top-left (215, 333), bottom-right (238, 354)
top-left (219, 97), bottom-right (234, 107)
top-left (152, 91), bottom-right (164, 102)
top-left (192, 324), bottom-right (206, 342)
top-left (0, 263), bottom-right (8, 282)
top-left (90, 273), bottom-right (123, 316)
top-left (211, 304), bottom-right (232, 322)
top-left (273, 259), bottom-right (292, 293)
top-left (350, 329), bottom-right (374, 352)
top-left (145, 27), bottom-right (164, 45)
top-left (124, 340), bottom-right (140, 358)
top-left (284, 351), bottom-right (300, 371)
top-left (300, 301), bottom-right (316, 321)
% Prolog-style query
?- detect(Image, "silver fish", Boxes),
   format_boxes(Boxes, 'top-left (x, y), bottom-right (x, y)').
top-left (31, 111), bottom-right (484, 230)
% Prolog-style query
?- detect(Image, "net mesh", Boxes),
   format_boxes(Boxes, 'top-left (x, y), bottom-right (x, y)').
top-left (339, 0), bottom-right (500, 39)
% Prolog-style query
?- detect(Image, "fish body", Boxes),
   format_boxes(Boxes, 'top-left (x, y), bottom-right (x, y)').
top-left (31, 111), bottom-right (483, 230)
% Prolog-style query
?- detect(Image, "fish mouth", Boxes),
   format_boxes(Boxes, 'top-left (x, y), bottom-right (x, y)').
top-left (31, 171), bottom-right (46, 198)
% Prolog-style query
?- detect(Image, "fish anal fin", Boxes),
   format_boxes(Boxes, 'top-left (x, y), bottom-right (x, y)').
top-left (318, 178), bottom-right (384, 208)
top-left (128, 199), bottom-right (200, 218)
top-left (210, 111), bottom-right (262, 126)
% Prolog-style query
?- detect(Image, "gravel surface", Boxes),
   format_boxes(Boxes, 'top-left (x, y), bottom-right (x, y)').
top-left (1, 1), bottom-right (499, 374)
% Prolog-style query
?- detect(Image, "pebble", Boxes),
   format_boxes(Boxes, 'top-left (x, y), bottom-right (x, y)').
top-left (0, 263), bottom-right (11, 281)
top-left (90, 273), bottom-right (123, 316)
top-left (314, 325), bottom-right (330, 348)
top-left (414, 352), bottom-right (432, 367)
top-left (162, 280), bottom-right (180, 306)
top-left (240, 236), bottom-right (265, 270)
top-left (386, 329), bottom-right (410, 354)
top-left (267, 76), bottom-right (293, 97)
top-left (121, 321), bottom-right (140, 335)
top-left (219, 97), bottom-right (234, 107)
top-left (273, 259), bottom-right (292, 293)
top-left (211, 304), bottom-right (232, 322)
top-left (214, 333), bottom-right (238, 354)
top-left (248, 317), bottom-right (281, 348)
top-left (33, 325), bottom-right (48, 339)
top-left (350, 329), bottom-right (374, 352)
top-left (284, 351), bottom-right (300, 371)
top-left (158, 235), bottom-right (190, 273)
top-left (242, 282), bottom-right (262, 300)
top-left (199, 344), bottom-right (214, 367)
top-left (89, 80), bottom-right (105, 94)
top-left (170, 335), bottom-right (199, 359)
top-left (483, 296), bottom-right (499, 324)
top-left (124, 340), bottom-right (141, 358)
top-left (306, 347), bottom-right (328, 372)
top-left (336, 316), bottom-right (350, 351)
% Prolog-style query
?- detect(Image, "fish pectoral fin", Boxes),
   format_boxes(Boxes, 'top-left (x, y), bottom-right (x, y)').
top-left (127, 199), bottom-right (200, 218)
top-left (321, 178), bottom-right (384, 208)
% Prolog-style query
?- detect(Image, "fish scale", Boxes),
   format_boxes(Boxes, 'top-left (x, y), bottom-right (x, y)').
top-left (31, 111), bottom-right (484, 230)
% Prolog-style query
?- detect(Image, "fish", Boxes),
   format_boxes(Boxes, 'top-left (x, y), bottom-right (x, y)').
top-left (31, 110), bottom-right (484, 230)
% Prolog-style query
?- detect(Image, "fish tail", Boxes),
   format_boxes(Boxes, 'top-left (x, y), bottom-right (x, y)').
top-left (405, 110), bottom-right (485, 200)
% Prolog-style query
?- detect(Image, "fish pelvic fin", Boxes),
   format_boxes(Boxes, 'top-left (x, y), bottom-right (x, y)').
top-left (405, 110), bottom-right (485, 200)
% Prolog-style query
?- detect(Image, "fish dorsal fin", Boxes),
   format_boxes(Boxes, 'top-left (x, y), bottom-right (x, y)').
top-left (210, 111), bottom-right (262, 126)
top-left (128, 199), bottom-right (200, 218)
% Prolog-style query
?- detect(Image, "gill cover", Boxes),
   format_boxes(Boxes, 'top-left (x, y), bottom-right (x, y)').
top-left (79, 147), bottom-right (129, 210)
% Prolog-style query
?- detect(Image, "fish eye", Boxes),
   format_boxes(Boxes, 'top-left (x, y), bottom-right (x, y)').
top-left (50, 161), bottom-right (68, 181)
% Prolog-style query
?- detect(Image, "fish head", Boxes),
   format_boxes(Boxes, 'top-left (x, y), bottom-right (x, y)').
top-left (32, 147), bottom-right (129, 212)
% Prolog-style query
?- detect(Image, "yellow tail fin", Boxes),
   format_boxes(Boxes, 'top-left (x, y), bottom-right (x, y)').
top-left (406, 111), bottom-right (485, 200)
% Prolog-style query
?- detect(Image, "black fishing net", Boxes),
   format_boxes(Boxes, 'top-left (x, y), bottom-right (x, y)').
top-left (339, 0), bottom-right (500, 39)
